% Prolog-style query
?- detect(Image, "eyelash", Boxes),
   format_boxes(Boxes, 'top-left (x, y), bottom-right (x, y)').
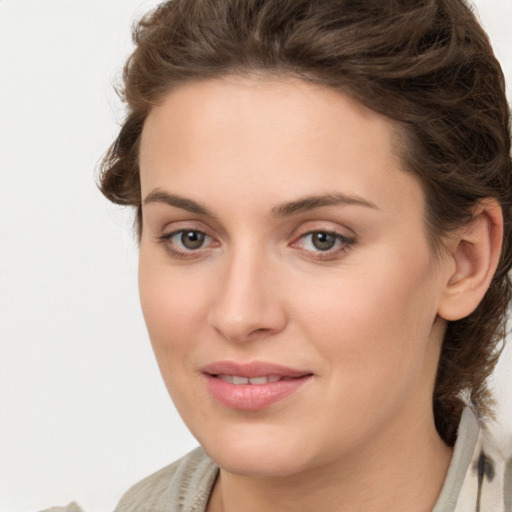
top-left (158, 229), bottom-right (216, 259)
top-left (158, 229), bottom-right (354, 261)
top-left (291, 231), bottom-right (355, 261)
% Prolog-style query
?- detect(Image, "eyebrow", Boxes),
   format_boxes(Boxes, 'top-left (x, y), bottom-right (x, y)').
top-left (143, 189), bottom-right (378, 217)
top-left (143, 189), bottom-right (213, 216)
top-left (272, 193), bottom-right (379, 216)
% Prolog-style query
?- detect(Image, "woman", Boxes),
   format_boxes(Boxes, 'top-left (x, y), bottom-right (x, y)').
top-left (99, 0), bottom-right (512, 510)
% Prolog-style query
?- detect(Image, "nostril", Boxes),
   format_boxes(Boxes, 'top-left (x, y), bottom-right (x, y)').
top-left (250, 327), bottom-right (270, 335)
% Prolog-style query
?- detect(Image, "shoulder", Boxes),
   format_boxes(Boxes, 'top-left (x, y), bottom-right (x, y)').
top-left (114, 447), bottom-right (219, 512)
top-left (455, 411), bottom-right (511, 512)
top-left (435, 407), bottom-right (511, 512)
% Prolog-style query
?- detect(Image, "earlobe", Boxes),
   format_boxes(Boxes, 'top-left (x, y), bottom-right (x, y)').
top-left (438, 200), bottom-right (503, 321)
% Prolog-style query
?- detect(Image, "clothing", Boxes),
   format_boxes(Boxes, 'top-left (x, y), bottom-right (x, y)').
top-left (114, 408), bottom-right (511, 512)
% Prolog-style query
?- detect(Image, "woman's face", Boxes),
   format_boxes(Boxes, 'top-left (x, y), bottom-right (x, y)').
top-left (138, 76), bottom-right (452, 477)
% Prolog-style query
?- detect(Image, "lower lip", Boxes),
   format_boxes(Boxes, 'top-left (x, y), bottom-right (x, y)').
top-left (204, 374), bottom-right (312, 410)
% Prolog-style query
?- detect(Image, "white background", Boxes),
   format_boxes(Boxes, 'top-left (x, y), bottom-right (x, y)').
top-left (1, 1), bottom-right (511, 511)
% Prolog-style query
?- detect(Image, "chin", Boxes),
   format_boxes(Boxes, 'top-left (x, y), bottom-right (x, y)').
top-left (195, 423), bottom-right (317, 478)
top-left (207, 446), bottom-right (309, 478)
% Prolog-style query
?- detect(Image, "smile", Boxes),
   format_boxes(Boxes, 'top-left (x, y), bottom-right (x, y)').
top-left (202, 361), bottom-right (313, 410)
top-left (217, 374), bottom-right (283, 384)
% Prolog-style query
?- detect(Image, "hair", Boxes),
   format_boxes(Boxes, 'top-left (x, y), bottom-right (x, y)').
top-left (99, 0), bottom-right (512, 445)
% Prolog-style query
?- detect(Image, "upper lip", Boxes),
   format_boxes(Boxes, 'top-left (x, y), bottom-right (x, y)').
top-left (202, 360), bottom-right (312, 378)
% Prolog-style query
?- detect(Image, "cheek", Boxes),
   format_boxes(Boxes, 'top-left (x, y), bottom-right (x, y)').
top-left (292, 249), bottom-right (440, 389)
top-left (138, 251), bottom-right (211, 367)
top-left (138, 258), bottom-right (216, 424)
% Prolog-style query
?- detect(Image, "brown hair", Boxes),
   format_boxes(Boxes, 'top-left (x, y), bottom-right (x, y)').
top-left (99, 0), bottom-right (512, 445)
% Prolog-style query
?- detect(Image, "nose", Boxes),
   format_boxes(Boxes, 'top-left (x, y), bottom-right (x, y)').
top-left (207, 246), bottom-right (287, 343)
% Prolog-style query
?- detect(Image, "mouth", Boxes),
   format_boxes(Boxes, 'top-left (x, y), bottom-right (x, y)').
top-left (202, 361), bottom-right (313, 410)
top-left (202, 360), bottom-right (311, 379)
top-left (215, 374), bottom-right (285, 385)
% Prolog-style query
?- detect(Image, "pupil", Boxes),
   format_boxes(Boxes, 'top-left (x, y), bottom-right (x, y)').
top-left (181, 231), bottom-right (205, 249)
top-left (312, 232), bottom-right (335, 251)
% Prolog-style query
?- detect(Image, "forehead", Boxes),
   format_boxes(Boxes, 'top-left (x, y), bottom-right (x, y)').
top-left (141, 75), bottom-right (396, 158)
top-left (139, 76), bottom-right (424, 219)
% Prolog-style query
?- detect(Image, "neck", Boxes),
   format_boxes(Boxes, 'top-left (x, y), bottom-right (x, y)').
top-left (207, 408), bottom-right (453, 512)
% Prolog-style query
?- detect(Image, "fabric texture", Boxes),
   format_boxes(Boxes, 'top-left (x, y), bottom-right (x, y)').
top-left (434, 407), bottom-right (510, 511)
top-left (114, 407), bottom-right (511, 512)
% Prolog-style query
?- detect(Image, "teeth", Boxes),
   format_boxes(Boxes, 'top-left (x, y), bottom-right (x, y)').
top-left (248, 376), bottom-right (268, 385)
top-left (217, 374), bottom-right (282, 385)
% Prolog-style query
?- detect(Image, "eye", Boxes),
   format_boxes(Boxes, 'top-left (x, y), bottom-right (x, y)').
top-left (159, 229), bottom-right (217, 259)
top-left (306, 232), bottom-right (338, 251)
top-left (174, 230), bottom-right (208, 250)
top-left (292, 230), bottom-right (354, 259)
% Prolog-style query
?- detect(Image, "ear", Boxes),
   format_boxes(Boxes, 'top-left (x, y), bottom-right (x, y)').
top-left (437, 199), bottom-right (503, 321)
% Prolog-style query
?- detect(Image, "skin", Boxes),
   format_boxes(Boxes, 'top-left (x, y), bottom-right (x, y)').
top-left (138, 76), bottom-right (457, 511)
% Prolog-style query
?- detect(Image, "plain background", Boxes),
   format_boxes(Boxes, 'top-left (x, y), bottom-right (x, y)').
top-left (0, 1), bottom-right (511, 511)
